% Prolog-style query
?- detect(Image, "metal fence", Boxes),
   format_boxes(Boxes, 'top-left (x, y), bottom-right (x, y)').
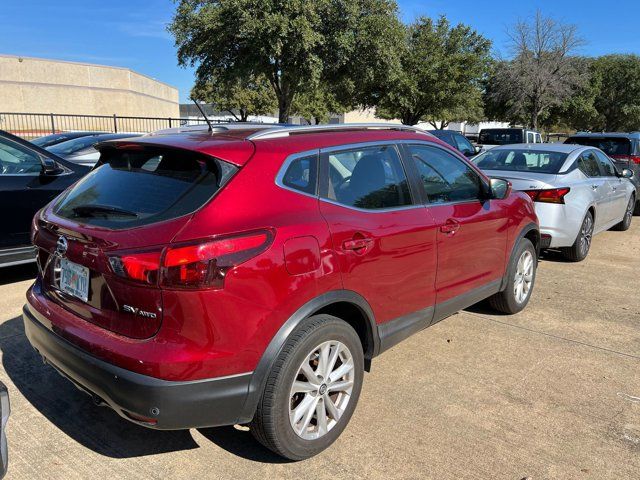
top-left (0, 112), bottom-right (231, 140)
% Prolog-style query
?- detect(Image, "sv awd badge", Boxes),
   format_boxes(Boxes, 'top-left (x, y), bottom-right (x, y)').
top-left (123, 305), bottom-right (157, 319)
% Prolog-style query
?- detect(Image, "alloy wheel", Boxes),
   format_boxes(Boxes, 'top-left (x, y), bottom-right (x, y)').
top-left (513, 249), bottom-right (534, 304)
top-left (289, 340), bottom-right (355, 440)
top-left (624, 198), bottom-right (634, 225)
top-left (579, 215), bottom-right (593, 258)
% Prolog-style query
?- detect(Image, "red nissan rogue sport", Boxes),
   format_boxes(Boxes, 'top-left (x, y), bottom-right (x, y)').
top-left (24, 124), bottom-right (539, 460)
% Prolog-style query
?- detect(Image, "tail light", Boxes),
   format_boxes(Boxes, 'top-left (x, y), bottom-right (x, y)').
top-left (108, 229), bottom-right (273, 290)
top-left (523, 188), bottom-right (571, 204)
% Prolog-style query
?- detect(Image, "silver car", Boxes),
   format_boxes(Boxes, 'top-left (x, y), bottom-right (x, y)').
top-left (473, 144), bottom-right (636, 261)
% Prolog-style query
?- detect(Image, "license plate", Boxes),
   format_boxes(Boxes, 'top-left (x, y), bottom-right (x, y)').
top-left (59, 259), bottom-right (90, 302)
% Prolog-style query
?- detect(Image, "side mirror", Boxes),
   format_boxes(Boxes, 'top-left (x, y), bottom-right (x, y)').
top-left (40, 156), bottom-right (60, 175)
top-left (621, 168), bottom-right (633, 179)
top-left (490, 178), bottom-right (511, 200)
top-left (463, 150), bottom-right (475, 158)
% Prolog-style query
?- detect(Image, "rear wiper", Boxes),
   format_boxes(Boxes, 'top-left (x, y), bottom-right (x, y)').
top-left (71, 204), bottom-right (138, 218)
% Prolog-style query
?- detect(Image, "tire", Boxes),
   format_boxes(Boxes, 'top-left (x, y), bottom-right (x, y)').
top-left (250, 314), bottom-right (364, 461)
top-left (612, 195), bottom-right (635, 231)
top-left (488, 238), bottom-right (536, 314)
top-left (561, 211), bottom-right (594, 262)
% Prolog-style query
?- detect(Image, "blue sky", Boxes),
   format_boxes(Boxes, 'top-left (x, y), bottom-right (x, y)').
top-left (1, 0), bottom-right (639, 103)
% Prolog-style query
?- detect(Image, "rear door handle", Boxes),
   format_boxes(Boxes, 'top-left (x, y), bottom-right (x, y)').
top-left (342, 238), bottom-right (374, 251)
top-left (440, 219), bottom-right (461, 235)
top-left (591, 184), bottom-right (599, 190)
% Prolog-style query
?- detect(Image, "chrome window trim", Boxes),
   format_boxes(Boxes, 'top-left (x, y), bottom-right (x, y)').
top-left (273, 139), bottom-right (487, 213)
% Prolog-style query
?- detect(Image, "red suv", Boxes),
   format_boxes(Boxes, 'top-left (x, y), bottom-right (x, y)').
top-left (23, 124), bottom-right (539, 460)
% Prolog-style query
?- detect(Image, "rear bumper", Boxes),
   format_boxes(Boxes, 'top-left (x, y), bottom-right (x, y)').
top-left (23, 304), bottom-right (251, 430)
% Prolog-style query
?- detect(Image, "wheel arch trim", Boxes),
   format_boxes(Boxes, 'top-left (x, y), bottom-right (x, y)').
top-left (237, 290), bottom-right (378, 423)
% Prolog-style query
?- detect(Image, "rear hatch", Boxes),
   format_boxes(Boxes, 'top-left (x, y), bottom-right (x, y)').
top-left (33, 144), bottom-right (238, 339)
top-left (566, 136), bottom-right (638, 170)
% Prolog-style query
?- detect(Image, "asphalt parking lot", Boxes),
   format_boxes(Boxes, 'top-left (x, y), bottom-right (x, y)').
top-left (0, 224), bottom-right (638, 480)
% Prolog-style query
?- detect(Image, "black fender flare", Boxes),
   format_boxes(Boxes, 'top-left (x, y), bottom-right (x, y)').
top-left (237, 290), bottom-right (378, 423)
top-left (500, 222), bottom-right (539, 291)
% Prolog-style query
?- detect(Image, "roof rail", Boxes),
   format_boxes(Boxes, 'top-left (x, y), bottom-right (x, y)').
top-left (245, 123), bottom-right (431, 140)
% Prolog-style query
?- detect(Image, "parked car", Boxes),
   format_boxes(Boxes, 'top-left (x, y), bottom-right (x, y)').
top-left (565, 132), bottom-right (640, 215)
top-left (477, 128), bottom-right (543, 153)
top-left (31, 131), bottom-right (96, 148)
top-left (427, 129), bottom-right (479, 157)
top-left (24, 124), bottom-right (539, 461)
top-left (46, 133), bottom-right (141, 166)
top-left (0, 129), bottom-right (89, 267)
top-left (473, 144), bottom-right (635, 261)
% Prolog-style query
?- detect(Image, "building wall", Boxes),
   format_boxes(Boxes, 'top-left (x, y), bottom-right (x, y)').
top-left (0, 54), bottom-right (179, 117)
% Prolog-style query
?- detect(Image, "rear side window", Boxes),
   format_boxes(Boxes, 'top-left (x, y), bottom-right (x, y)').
top-left (324, 145), bottom-right (412, 210)
top-left (54, 148), bottom-right (237, 229)
top-left (577, 152), bottom-right (601, 177)
top-left (409, 145), bottom-right (482, 204)
top-left (281, 155), bottom-right (317, 195)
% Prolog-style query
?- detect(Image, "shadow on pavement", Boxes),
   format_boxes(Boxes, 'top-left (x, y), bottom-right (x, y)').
top-left (0, 316), bottom-right (199, 458)
top-left (0, 264), bottom-right (37, 286)
top-left (198, 426), bottom-right (291, 464)
top-left (0, 315), bottom-right (289, 462)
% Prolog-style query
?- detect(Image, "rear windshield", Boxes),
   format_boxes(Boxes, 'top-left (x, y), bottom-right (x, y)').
top-left (54, 148), bottom-right (237, 229)
top-left (473, 149), bottom-right (568, 174)
top-left (478, 129), bottom-right (523, 145)
top-left (565, 137), bottom-right (631, 156)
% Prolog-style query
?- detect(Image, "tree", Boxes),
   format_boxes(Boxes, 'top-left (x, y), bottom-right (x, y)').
top-left (191, 75), bottom-right (277, 122)
top-left (592, 55), bottom-right (640, 131)
top-left (169, 0), bottom-right (403, 123)
top-left (544, 57), bottom-right (600, 131)
top-left (291, 83), bottom-right (350, 124)
top-left (375, 16), bottom-right (491, 126)
top-left (484, 11), bottom-right (585, 130)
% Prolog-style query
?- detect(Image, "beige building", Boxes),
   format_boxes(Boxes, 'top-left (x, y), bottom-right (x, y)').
top-left (0, 54), bottom-right (179, 118)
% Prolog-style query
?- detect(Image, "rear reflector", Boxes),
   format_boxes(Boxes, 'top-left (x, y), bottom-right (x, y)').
top-left (523, 188), bottom-right (571, 204)
top-left (108, 229), bottom-right (273, 290)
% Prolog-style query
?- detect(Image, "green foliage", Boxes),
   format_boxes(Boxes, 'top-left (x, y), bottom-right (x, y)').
top-left (592, 54), bottom-right (640, 131)
top-left (291, 84), bottom-right (350, 124)
top-left (191, 75), bottom-right (277, 121)
top-left (375, 16), bottom-right (492, 126)
top-left (169, 0), bottom-right (402, 122)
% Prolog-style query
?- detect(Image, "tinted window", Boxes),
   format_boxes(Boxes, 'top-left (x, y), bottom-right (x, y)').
top-left (453, 134), bottom-right (474, 155)
top-left (478, 129), bottom-right (523, 145)
top-left (566, 137), bottom-right (632, 156)
top-left (325, 145), bottom-right (412, 210)
top-left (527, 132), bottom-right (534, 143)
top-left (409, 145), bottom-right (482, 204)
top-left (427, 130), bottom-right (455, 148)
top-left (473, 149), bottom-right (568, 174)
top-left (0, 137), bottom-right (42, 175)
top-left (54, 148), bottom-right (237, 229)
top-left (577, 152), bottom-right (601, 177)
top-left (594, 150), bottom-right (616, 176)
top-left (282, 155), bottom-right (317, 195)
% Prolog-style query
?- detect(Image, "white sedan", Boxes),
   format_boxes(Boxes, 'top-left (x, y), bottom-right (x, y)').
top-left (473, 144), bottom-right (636, 261)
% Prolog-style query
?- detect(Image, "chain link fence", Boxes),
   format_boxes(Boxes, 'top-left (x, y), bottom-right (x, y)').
top-left (0, 112), bottom-right (231, 140)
